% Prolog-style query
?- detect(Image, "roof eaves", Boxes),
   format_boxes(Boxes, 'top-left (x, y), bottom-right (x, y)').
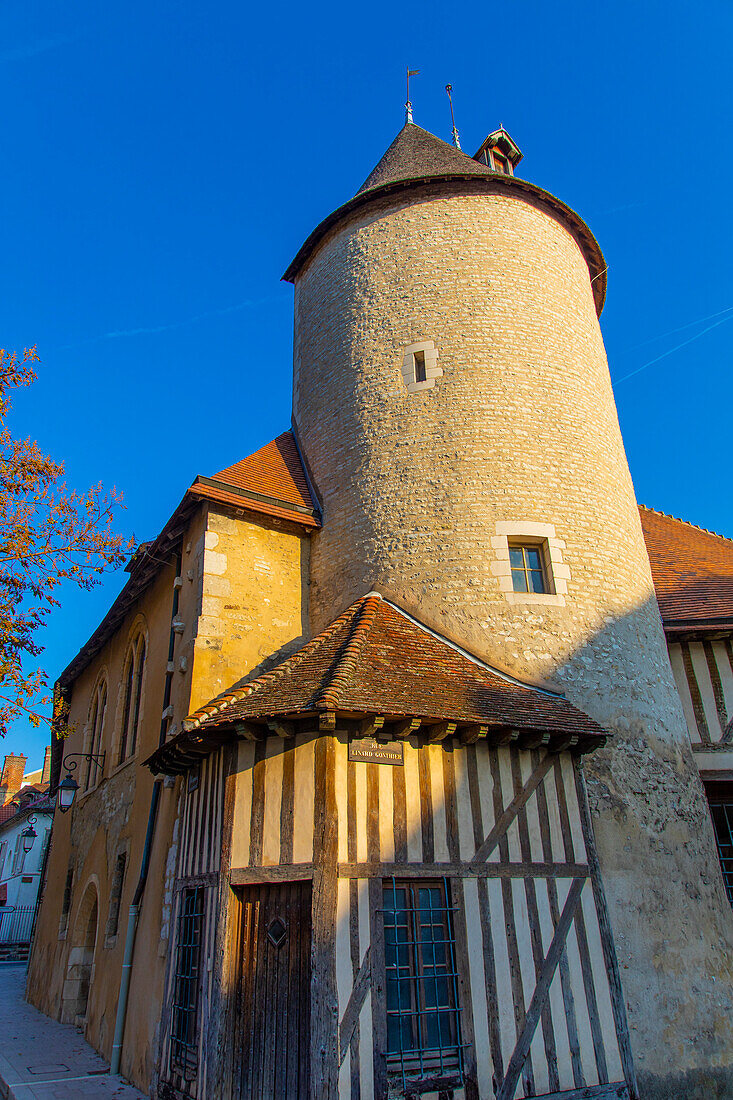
top-left (190, 475), bottom-right (321, 528)
top-left (282, 172), bottom-right (607, 315)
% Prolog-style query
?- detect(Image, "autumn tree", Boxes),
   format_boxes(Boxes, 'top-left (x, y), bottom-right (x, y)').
top-left (0, 347), bottom-right (133, 736)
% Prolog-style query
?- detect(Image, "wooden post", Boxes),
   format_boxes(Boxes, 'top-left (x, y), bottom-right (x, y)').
top-left (311, 736), bottom-right (339, 1100)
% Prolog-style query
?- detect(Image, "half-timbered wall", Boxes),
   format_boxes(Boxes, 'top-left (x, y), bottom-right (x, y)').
top-left (668, 638), bottom-right (733, 745)
top-left (176, 735), bottom-right (632, 1100)
top-left (159, 750), bottom-right (227, 1100)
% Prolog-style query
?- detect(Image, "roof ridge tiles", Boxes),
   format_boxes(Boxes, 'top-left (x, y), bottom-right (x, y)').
top-left (639, 504), bottom-right (733, 545)
top-left (313, 593), bottom-right (383, 711)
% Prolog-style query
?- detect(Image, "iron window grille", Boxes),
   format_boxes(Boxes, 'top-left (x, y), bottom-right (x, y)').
top-left (706, 785), bottom-right (733, 905)
top-left (382, 878), bottom-right (465, 1094)
top-left (170, 886), bottom-right (206, 1079)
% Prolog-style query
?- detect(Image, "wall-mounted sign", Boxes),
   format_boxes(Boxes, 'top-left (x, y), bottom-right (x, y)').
top-left (348, 737), bottom-right (404, 765)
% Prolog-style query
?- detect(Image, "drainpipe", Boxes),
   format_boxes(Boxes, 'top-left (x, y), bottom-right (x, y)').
top-left (110, 779), bottom-right (161, 1076)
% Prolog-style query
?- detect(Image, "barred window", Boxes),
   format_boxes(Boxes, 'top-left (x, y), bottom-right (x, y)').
top-left (705, 781), bottom-right (733, 905)
top-left (170, 887), bottom-right (205, 1079)
top-left (383, 878), bottom-right (464, 1093)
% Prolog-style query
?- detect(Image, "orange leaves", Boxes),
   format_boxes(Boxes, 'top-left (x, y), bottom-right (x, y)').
top-left (0, 347), bottom-right (134, 737)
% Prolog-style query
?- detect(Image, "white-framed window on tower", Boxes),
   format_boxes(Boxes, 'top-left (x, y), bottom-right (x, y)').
top-left (401, 340), bottom-right (443, 393)
top-left (491, 521), bottom-right (571, 605)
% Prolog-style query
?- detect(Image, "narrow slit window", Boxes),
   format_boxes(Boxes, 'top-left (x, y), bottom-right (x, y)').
top-left (119, 636), bottom-right (146, 765)
top-left (414, 350), bottom-right (427, 383)
top-left (105, 852), bottom-right (127, 940)
top-left (509, 543), bottom-right (548, 594)
top-left (382, 878), bottom-right (464, 1094)
top-left (86, 682), bottom-right (107, 788)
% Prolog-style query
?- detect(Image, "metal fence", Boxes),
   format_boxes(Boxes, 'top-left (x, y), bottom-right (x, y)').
top-left (0, 904), bottom-right (38, 944)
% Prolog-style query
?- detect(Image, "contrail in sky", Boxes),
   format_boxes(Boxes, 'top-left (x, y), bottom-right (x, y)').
top-left (614, 310), bottom-right (733, 385)
top-left (0, 30), bottom-right (82, 63)
top-left (59, 296), bottom-right (283, 350)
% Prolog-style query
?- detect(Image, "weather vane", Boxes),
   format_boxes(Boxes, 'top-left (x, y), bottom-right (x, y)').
top-left (445, 84), bottom-right (461, 149)
top-left (406, 68), bottom-right (420, 124)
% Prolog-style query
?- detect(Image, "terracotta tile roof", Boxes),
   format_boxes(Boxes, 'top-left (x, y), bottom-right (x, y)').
top-left (59, 432), bottom-right (319, 689)
top-left (189, 430), bottom-right (320, 528)
top-left (146, 594), bottom-right (606, 775)
top-left (640, 506), bottom-right (733, 629)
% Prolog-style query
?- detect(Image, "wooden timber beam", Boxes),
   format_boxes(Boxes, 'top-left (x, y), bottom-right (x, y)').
top-left (234, 721), bottom-right (265, 741)
top-left (458, 723), bottom-right (487, 744)
top-left (388, 718), bottom-right (421, 740)
top-left (520, 730), bottom-right (551, 750)
top-left (424, 721), bottom-right (457, 742)
top-left (359, 716), bottom-right (385, 737)
top-left (494, 727), bottom-right (521, 745)
top-left (267, 718), bottom-right (296, 738)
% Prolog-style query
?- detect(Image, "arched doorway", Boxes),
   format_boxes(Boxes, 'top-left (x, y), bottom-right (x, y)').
top-left (61, 882), bottom-right (99, 1025)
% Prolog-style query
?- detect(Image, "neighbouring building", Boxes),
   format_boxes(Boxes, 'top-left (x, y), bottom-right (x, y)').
top-left (26, 119), bottom-right (733, 1100)
top-left (0, 754), bottom-right (53, 955)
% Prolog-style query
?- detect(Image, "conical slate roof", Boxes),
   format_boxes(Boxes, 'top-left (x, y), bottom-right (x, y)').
top-left (356, 123), bottom-right (493, 195)
top-left (282, 122), bottom-right (607, 315)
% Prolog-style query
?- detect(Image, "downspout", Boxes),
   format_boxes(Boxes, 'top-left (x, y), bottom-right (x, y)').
top-left (110, 779), bottom-right (161, 1076)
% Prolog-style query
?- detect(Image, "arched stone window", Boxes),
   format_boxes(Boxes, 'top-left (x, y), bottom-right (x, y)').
top-left (118, 634), bottom-right (146, 764)
top-left (85, 679), bottom-right (107, 789)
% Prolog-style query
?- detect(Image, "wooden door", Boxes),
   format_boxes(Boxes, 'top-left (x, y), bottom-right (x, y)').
top-left (237, 880), bottom-right (311, 1099)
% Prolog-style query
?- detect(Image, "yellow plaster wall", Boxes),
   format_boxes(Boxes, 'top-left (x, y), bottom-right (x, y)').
top-left (25, 519), bottom-right (200, 1087)
top-left (188, 504), bottom-right (310, 713)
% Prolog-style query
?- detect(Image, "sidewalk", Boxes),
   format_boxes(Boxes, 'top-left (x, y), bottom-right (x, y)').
top-left (0, 963), bottom-right (146, 1099)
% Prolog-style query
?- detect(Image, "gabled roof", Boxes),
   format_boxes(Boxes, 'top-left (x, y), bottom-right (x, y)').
top-left (356, 123), bottom-right (492, 194)
top-left (640, 506), bottom-right (733, 630)
top-left (146, 594), bottom-right (606, 775)
top-left (190, 430), bottom-right (320, 528)
top-left (59, 432), bottom-right (319, 689)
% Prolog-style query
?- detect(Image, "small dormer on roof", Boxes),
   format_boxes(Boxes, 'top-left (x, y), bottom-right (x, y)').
top-left (473, 127), bottom-right (523, 176)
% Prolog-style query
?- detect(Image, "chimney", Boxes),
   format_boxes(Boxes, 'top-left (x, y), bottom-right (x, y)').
top-left (0, 753), bottom-right (28, 805)
top-left (41, 746), bottom-right (52, 785)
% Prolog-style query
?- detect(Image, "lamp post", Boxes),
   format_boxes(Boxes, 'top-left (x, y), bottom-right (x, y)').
top-left (55, 752), bottom-right (105, 814)
top-left (21, 814), bottom-right (38, 854)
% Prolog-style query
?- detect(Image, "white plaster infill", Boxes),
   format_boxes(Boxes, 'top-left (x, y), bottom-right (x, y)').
top-left (491, 521), bottom-right (569, 607)
top-left (401, 340), bottom-right (443, 393)
top-left (694, 749), bottom-right (733, 773)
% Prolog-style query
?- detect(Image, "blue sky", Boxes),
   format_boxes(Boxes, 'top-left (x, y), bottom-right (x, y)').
top-left (3, 0), bottom-right (732, 770)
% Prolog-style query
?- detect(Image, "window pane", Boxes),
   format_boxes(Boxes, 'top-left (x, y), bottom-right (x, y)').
top-left (511, 569), bottom-right (528, 593)
top-left (524, 547), bottom-right (542, 570)
top-left (509, 547), bottom-right (524, 568)
top-left (528, 569), bottom-right (546, 594)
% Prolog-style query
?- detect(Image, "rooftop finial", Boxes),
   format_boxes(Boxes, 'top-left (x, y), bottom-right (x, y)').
top-left (406, 68), bottom-right (419, 124)
top-left (445, 84), bottom-right (461, 150)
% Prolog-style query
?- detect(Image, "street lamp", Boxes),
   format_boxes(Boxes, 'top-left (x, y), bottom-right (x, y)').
top-left (21, 817), bottom-right (37, 854)
top-left (56, 772), bottom-right (79, 814)
top-left (54, 751), bottom-right (105, 814)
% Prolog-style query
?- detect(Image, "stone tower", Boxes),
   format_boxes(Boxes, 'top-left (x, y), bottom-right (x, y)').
top-left (285, 122), bottom-right (733, 1095)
